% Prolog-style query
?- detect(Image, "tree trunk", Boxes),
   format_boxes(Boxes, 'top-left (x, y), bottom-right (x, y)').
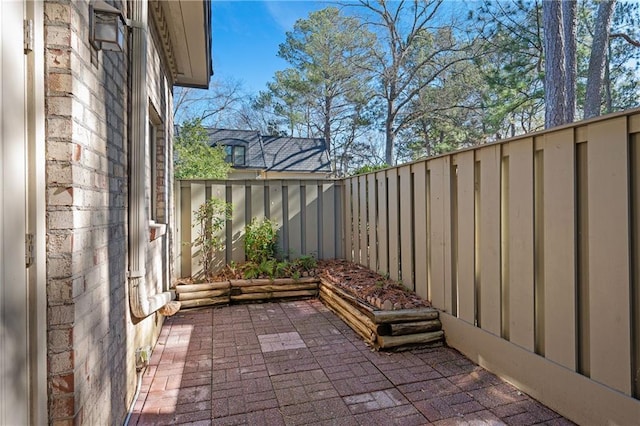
top-left (385, 101), bottom-right (395, 165)
top-left (543, 0), bottom-right (567, 128)
top-left (562, 0), bottom-right (577, 122)
top-left (584, 0), bottom-right (616, 119)
top-left (605, 42), bottom-right (613, 114)
top-left (324, 95), bottom-right (332, 154)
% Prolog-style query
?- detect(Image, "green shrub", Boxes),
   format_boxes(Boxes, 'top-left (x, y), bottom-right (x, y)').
top-left (244, 218), bottom-right (279, 263)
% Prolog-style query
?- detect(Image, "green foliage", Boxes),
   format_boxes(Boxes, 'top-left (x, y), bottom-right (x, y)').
top-left (244, 218), bottom-right (280, 264)
top-left (174, 118), bottom-right (231, 179)
top-left (294, 254), bottom-right (317, 271)
top-left (350, 164), bottom-right (388, 176)
top-left (192, 198), bottom-right (232, 278)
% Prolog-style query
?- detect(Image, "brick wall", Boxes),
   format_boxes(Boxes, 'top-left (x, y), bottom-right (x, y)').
top-left (44, 0), bottom-right (175, 423)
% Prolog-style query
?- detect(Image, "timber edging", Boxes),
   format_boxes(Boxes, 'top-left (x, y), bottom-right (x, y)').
top-left (174, 276), bottom-right (444, 350)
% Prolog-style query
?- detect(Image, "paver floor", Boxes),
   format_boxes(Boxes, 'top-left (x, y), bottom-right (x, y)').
top-left (129, 299), bottom-right (574, 426)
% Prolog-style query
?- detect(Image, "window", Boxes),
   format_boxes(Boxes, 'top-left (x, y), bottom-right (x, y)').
top-left (225, 145), bottom-right (246, 166)
top-left (148, 119), bottom-right (157, 221)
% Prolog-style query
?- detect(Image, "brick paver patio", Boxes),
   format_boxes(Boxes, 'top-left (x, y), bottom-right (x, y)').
top-left (129, 299), bottom-right (574, 425)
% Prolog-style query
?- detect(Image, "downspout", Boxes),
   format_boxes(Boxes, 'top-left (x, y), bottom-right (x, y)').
top-left (128, 0), bottom-right (172, 318)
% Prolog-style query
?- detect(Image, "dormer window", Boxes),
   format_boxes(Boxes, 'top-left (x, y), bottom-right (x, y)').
top-left (225, 145), bottom-right (246, 166)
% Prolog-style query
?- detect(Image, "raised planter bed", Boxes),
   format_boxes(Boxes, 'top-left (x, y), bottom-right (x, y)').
top-left (318, 278), bottom-right (443, 351)
top-left (175, 277), bottom-right (319, 308)
top-left (175, 260), bottom-right (443, 351)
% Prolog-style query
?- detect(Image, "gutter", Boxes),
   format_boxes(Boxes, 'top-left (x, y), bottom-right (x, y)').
top-left (128, 0), bottom-right (172, 318)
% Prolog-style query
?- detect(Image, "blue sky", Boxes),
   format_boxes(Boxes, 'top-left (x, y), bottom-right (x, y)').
top-left (211, 1), bottom-right (333, 93)
top-left (210, 1), bottom-right (475, 93)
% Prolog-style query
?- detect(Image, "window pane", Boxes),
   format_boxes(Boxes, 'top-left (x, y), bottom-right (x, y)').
top-left (225, 145), bottom-right (233, 163)
top-left (234, 146), bottom-right (246, 166)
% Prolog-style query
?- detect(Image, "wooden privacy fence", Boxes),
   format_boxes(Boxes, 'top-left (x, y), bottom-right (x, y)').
top-left (344, 109), bottom-right (640, 424)
top-left (176, 179), bottom-right (343, 278)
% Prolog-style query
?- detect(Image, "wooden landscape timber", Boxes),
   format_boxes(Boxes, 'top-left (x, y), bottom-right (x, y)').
top-left (175, 278), bottom-right (319, 308)
top-left (318, 277), bottom-right (443, 351)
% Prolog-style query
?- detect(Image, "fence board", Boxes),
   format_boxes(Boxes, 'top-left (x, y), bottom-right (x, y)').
top-left (288, 183), bottom-right (302, 257)
top-left (429, 158), bottom-right (446, 310)
top-left (543, 128), bottom-right (576, 369)
top-left (387, 169), bottom-right (400, 281)
top-left (443, 157), bottom-right (453, 314)
top-left (251, 183), bottom-right (265, 221)
top-left (268, 181), bottom-right (284, 253)
top-left (367, 174), bottom-right (377, 271)
top-left (322, 183), bottom-right (337, 258)
top-left (231, 184), bottom-right (245, 263)
top-left (413, 163), bottom-right (428, 300)
top-left (455, 151), bottom-right (475, 324)
top-left (507, 138), bottom-right (535, 350)
top-left (359, 175), bottom-right (368, 266)
top-left (587, 117), bottom-right (632, 394)
top-left (305, 184), bottom-right (319, 256)
top-left (344, 178), bottom-right (353, 261)
top-left (190, 183), bottom-right (206, 276)
top-left (179, 184), bottom-right (191, 277)
top-left (351, 179), bottom-right (360, 263)
top-left (377, 171), bottom-right (388, 276)
top-left (478, 145), bottom-right (502, 335)
top-left (399, 165), bottom-right (414, 289)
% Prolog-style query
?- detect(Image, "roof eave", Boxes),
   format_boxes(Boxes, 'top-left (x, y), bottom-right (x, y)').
top-left (153, 0), bottom-right (213, 89)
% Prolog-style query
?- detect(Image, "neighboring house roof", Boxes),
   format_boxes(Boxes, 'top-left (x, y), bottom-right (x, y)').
top-left (206, 128), bottom-right (266, 168)
top-left (205, 128), bottom-right (332, 173)
top-left (262, 136), bottom-right (331, 172)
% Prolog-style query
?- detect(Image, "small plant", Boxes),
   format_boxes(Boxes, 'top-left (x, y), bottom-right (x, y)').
top-left (296, 254), bottom-right (317, 271)
top-left (243, 262), bottom-right (261, 279)
top-left (192, 197), bottom-right (232, 278)
top-left (244, 218), bottom-right (279, 264)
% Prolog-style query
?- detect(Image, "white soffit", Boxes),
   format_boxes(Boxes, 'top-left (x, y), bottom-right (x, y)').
top-left (162, 0), bottom-right (212, 88)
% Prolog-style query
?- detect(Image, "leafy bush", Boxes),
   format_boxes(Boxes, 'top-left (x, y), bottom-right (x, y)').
top-left (174, 118), bottom-right (231, 179)
top-left (244, 218), bottom-right (279, 264)
top-left (350, 163), bottom-right (389, 176)
top-left (294, 254), bottom-right (317, 271)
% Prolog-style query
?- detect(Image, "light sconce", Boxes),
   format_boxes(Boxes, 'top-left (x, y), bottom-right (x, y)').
top-left (89, 0), bottom-right (127, 52)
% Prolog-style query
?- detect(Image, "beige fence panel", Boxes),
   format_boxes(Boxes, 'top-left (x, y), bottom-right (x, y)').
top-left (344, 178), bottom-right (353, 261)
top-left (413, 162), bottom-right (428, 300)
top-left (376, 171), bottom-right (389, 277)
top-left (543, 128), bottom-right (576, 370)
top-left (399, 165), bottom-right (414, 290)
top-left (287, 183), bottom-right (302, 257)
top-left (351, 178), bottom-right (360, 264)
top-left (231, 183), bottom-right (245, 263)
top-left (428, 157), bottom-right (447, 310)
top-left (387, 169), bottom-right (400, 281)
top-left (305, 184), bottom-right (319, 255)
top-left (359, 175), bottom-right (368, 266)
top-left (178, 179), bottom-right (342, 278)
top-left (506, 138), bottom-right (535, 351)
top-left (250, 183), bottom-right (266, 221)
top-left (190, 182), bottom-right (206, 277)
top-left (367, 174), bottom-right (377, 271)
top-left (322, 182), bottom-right (340, 258)
top-left (477, 144), bottom-right (502, 335)
top-left (268, 181), bottom-right (284, 251)
top-left (587, 117), bottom-right (632, 394)
top-left (454, 151), bottom-right (475, 324)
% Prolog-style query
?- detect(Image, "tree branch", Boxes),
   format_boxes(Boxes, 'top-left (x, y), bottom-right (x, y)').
top-left (610, 33), bottom-right (640, 48)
